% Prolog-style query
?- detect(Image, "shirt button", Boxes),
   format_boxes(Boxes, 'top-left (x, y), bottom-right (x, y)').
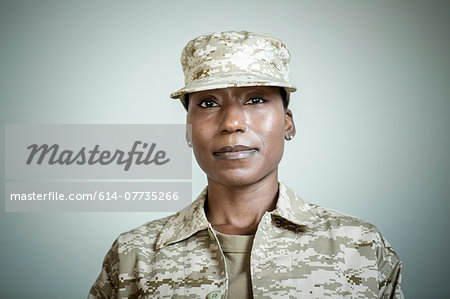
top-left (207, 291), bottom-right (222, 299)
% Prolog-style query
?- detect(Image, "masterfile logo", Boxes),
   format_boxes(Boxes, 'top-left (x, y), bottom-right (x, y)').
top-left (26, 141), bottom-right (170, 171)
top-left (4, 124), bottom-right (192, 212)
top-left (6, 124), bottom-right (191, 179)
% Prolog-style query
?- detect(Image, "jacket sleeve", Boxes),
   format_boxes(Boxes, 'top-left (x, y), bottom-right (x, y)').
top-left (376, 232), bottom-right (404, 299)
top-left (87, 239), bottom-right (120, 299)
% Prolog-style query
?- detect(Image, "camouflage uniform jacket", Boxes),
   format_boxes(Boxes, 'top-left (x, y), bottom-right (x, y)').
top-left (89, 183), bottom-right (403, 298)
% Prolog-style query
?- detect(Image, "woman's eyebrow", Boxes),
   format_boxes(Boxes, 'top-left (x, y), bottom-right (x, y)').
top-left (242, 91), bottom-right (270, 98)
top-left (193, 93), bottom-right (217, 99)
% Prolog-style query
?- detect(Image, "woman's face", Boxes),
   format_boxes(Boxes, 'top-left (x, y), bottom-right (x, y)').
top-left (186, 86), bottom-right (295, 187)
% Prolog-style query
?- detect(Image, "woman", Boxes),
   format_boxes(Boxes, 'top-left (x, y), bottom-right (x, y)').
top-left (89, 31), bottom-right (403, 298)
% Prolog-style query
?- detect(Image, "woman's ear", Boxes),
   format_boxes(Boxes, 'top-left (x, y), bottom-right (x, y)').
top-left (284, 109), bottom-right (296, 141)
top-left (186, 123), bottom-right (193, 147)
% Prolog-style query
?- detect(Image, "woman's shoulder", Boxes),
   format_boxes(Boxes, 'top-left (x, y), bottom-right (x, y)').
top-left (300, 200), bottom-right (399, 262)
top-left (114, 211), bottom-right (182, 250)
top-left (308, 202), bottom-right (378, 231)
top-left (279, 183), bottom-right (394, 255)
top-left (279, 183), bottom-right (380, 235)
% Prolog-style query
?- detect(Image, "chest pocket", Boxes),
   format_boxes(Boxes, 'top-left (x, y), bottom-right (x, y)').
top-left (136, 231), bottom-right (228, 298)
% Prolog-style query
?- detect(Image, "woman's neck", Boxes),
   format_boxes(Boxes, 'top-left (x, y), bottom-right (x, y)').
top-left (205, 174), bottom-right (279, 235)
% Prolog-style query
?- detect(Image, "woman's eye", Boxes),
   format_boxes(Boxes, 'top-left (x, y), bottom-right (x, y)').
top-left (198, 100), bottom-right (219, 108)
top-left (245, 97), bottom-right (266, 105)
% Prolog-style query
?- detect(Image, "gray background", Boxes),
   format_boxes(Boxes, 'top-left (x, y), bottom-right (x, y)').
top-left (1, 0), bottom-right (449, 298)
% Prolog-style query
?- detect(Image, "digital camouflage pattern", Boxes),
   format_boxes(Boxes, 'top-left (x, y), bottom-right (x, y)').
top-left (170, 31), bottom-right (297, 105)
top-left (88, 183), bottom-right (403, 298)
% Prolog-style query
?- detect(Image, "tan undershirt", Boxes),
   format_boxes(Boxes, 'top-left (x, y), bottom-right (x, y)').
top-left (213, 229), bottom-right (255, 299)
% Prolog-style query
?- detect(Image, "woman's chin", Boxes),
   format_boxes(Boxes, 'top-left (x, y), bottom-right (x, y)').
top-left (206, 169), bottom-right (277, 188)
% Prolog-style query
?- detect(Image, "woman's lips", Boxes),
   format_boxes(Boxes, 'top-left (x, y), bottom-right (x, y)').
top-left (213, 145), bottom-right (258, 160)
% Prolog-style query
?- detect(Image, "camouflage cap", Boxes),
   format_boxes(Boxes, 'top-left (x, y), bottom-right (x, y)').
top-left (170, 30), bottom-right (297, 106)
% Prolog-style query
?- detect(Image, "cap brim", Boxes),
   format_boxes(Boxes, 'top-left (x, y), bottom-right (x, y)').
top-left (170, 72), bottom-right (297, 99)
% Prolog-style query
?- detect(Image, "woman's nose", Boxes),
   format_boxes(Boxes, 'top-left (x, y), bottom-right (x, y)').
top-left (219, 104), bottom-right (248, 134)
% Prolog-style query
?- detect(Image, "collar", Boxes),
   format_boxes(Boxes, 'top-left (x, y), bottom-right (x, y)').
top-left (155, 182), bottom-right (318, 249)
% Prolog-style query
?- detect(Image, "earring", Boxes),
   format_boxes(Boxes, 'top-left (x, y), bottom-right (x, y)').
top-left (286, 134), bottom-right (294, 140)
top-left (187, 140), bottom-right (192, 147)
